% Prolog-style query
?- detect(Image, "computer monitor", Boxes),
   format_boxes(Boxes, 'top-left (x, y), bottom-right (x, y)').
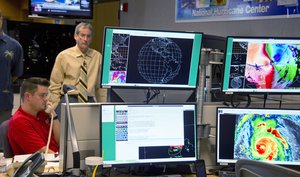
top-left (222, 36), bottom-right (300, 94)
top-left (216, 107), bottom-right (300, 166)
top-left (101, 27), bottom-right (203, 89)
top-left (28, 0), bottom-right (93, 19)
top-left (101, 103), bottom-right (198, 166)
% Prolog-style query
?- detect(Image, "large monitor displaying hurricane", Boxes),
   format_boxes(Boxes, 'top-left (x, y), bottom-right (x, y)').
top-left (101, 27), bottom-right (202, 89)
top-left (217, 107), bottom-right (300, 166)
top-left (222, 37), bottom-right (300, 94)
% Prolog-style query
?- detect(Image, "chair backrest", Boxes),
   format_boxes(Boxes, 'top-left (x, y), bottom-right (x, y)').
top-left (236, 159), bottom-right (300, 177)
top-left (0, 119), bottom-right (14, 158)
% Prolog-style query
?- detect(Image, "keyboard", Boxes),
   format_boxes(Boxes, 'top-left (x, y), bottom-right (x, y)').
top-left (219, 170), bottom-right (236, 177)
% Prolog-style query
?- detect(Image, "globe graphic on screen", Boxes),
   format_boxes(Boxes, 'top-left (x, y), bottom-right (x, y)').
top-left (137, 37), bottom-right (183, 84)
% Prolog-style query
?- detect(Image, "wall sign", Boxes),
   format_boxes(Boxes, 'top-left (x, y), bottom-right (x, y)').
top-left (176, 0), bottom-right (300, 22)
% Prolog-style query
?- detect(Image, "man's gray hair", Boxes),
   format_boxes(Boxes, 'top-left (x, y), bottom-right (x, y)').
top-left (74, 22), bottom-right (93, 35)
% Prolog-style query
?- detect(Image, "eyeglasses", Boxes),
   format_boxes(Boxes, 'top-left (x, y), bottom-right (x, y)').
top-left (37, 93), bottom-right (48, 99)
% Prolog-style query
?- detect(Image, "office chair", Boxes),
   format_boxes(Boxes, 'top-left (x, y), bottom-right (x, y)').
top-left (0, 119), bottom-right (14, 158)
top-left (235, 159), bottom-right (300, 177)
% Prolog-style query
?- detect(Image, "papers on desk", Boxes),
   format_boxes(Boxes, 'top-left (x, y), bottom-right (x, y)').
top-left (11, 153), bottom-right (60, 174)
top-left (44, 154), bottom-right (59, 162)
top-left (13, 153), bottom-right (59, 163)
top-left (43, 162), bottom-right (60, 174)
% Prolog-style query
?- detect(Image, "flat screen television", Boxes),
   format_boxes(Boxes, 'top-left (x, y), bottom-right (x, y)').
top-left (216, 107), bottom-right (300, 166)
top-left (101, 103), bottom-right (197, 166)
top-left (28, 0), bottom-right (93, 19)
top-left (101, 27), bottom-right (203, 89)
top-left (222, 37), bottom-right (300, 94)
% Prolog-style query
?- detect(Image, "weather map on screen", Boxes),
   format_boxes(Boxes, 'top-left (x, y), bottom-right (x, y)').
top-left (101, 27), bottom-right (202, 89)
top-left (222, 37), bottom-right (300, 94)
top-left (234, 113), bottom-right (299, 162)
top-left (217, 107), bottom-right (300, 166)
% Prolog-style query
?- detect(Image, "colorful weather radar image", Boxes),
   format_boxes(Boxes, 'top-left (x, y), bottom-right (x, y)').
top-left (245, 43), bottom-right (300, 89)
top-left (234, 113), bottom-right (300, 163)
top-left (110, 71), bottom-right (126, 83)
top-left (168, 145), bottom-right (184, 158)
top-left (168, 138), bottom-right (194, 158)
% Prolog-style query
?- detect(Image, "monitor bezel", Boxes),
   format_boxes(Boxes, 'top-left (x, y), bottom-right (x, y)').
top-left (100, 26), bottom-right (203, 90)
top-left (222, 36), bottom-right (300, 95)
top-left (100, 102), bottom-right (198, 167)
top-left (28, 0), bottom-right (94, 19)
top-left (216, 107), bottom-right (300, 166)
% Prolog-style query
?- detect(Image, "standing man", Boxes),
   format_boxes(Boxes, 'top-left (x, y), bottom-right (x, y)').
top-left (8, 77), bottom-right (60, 155)
top-left (48, 22), bottom-right (105, 117)
top-left (0, 9), bottom-right (23, 150)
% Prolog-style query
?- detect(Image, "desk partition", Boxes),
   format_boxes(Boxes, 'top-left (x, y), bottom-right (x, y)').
top-left (59, 103), bottom-right (101, 172)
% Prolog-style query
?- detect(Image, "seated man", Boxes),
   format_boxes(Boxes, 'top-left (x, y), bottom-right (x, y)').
top-left (8, 77), bottom-right (60, 155)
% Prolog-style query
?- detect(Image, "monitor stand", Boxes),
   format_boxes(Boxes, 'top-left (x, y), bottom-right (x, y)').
top-left (130, 164), bottom-right (193, 176)
top-left (110, 88), bottom-right (195, 103)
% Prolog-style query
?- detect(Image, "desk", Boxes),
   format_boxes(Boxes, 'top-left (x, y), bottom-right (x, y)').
top-left (183, 175), bottom-right (218, 177)
top-left (3, 156), bottom-right (218, 177)
top-left (4, 161), bottom-right (59, 177)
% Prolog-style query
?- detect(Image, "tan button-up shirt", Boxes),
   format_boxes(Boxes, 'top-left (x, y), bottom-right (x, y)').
top-left (48, 45), bottom-right (106, 110)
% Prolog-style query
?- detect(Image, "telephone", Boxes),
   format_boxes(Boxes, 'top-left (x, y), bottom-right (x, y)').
top-left (13, 151), bottom-right (45, 177)
top-left (45, 105), bottom-right (52, 114)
